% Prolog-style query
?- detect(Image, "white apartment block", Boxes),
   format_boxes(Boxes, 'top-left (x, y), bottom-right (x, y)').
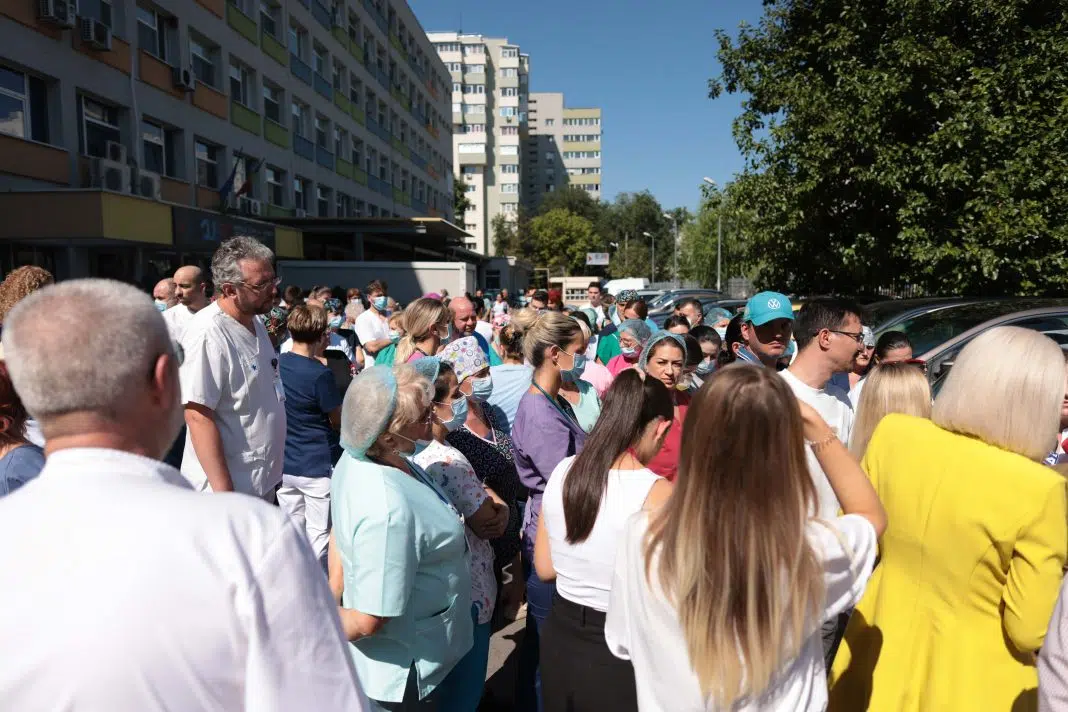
top-left (525, 92), bottom-right (601, 210)
top-left (427, 31), bottom-right (528, 254)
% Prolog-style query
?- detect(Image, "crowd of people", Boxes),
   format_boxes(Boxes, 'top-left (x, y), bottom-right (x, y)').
top-left (2, 237), bottom-right (1068, 712)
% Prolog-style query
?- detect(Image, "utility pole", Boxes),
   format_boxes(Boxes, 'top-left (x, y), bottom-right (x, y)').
top-left (663, 213), bottom-right (678, 288)
top-left (716, 214), bottom-right (722, 292)
top-left (642, 231), bottom-right (654, 283)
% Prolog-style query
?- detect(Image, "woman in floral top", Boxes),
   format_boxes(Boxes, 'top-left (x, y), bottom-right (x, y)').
top-left (413, 356), bottom-right (510, 712)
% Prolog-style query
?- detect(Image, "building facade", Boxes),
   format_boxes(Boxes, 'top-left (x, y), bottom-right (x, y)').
top-left (525, 92), bottom-right (601, 210)
top-left (0, 0), bottom-right (454, 280)
top-left (427, 31), bottom-right (528, 256)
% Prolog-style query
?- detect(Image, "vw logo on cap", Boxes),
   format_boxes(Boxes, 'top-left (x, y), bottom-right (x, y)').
top-left (767, 298), bottom-right (781, 309)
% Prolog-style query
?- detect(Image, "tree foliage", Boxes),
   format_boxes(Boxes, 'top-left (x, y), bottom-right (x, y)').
top-left (679, 185), bottom-right (755, 288)
top-left (453, 180), bottom-right (472, 220)
top-left (527, 209), bottom-right (602, 275)
top-left (711, 0), bottom-right (1068, 295)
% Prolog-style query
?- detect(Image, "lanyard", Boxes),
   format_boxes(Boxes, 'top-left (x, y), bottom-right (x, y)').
top-left (406, 458), bottom-right (459, 516)
top-left (532, 381), bottom-right (580, 428)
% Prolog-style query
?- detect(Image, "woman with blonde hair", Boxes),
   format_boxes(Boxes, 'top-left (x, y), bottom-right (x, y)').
top-left (395, 296), bottom-right (450, 364)
top-left (830, 326), bottom-right (1068, 711)
top-left (848, 361), bottom-right (932, 459)
top-left (606, 365), bottom-right (885, 711)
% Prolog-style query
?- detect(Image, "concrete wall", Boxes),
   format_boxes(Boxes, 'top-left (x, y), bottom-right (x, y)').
top-left (278, 259), bottom-right (475, 301)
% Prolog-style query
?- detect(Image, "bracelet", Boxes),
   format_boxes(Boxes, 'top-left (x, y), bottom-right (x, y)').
top-left (808, 433), bottom-right (838, 452)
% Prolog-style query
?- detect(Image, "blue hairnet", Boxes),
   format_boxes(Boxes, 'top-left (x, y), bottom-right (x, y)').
top-left (340, 366), bottom-right (398, 460)
top-left (579, 307), bottom-right (598, 325)
top-left (619, 318), bottom-right (652, 344)
top-left (411, 356), bottom-right (441, 384)
top-left (638, 331), bottom-right (687, 371)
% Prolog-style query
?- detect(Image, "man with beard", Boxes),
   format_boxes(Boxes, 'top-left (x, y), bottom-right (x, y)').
top-left (180, 237), bottom-right (287, 501)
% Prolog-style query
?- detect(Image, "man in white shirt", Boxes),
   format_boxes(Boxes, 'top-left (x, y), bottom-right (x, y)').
top-left (162, 265), bottom-right (211, 343)
top-left (353, 279), bottom-right (391, 366)
top-left (153, 277), bottom-right (177, 311)
top-left (0, 278), bottom-right (369, 712)
top-left (581, 282), bottom-right (610, 330)
top-left (281, 295), bottom-right (356, 363)
top-left (181, 236), bottom-right (287, 500)
top-left (779, 298), bottom-right (863, 520)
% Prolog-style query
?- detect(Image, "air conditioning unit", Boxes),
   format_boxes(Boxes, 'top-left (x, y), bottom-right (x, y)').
top-left (295, 208), bottom-right (308, 218)
top-left (238, 196), bottom-right (254, 215)
top-left (248, 199), bottom-right (263, 216)
top-left (105, 140), bottom-right (126, 164)
top-left (90, 158), bottom-right (131, 193)
top-left (79, 17), bottom-right (112, 51)
top-left (38, 0), bottom-right (75, 27)
top-left (172, 66), bottom-right (195, 92)
top-left (137, 170), bottom-right (161, 200)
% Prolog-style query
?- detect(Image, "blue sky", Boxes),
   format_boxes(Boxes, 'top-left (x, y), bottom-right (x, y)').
top-left (409, 0), bottom-right (764, 211)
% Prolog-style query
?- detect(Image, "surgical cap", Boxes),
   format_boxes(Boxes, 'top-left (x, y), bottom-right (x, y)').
top-left (579, 307), bottom-right (598, 325)
top-left (439, 336), bottom-right (488, 383)
top-left (616, 289), bottom-right (639, 303)
top-left (862, 326), bottom-right (875, 349)
top-left (638, 331), bottom-right (687, 372)
top-left (339, 366), bottom-right (397, 460)
top-left (619, 318), bottom-right (653, 344)
top-left (411, 356), bottom-right (441, 384)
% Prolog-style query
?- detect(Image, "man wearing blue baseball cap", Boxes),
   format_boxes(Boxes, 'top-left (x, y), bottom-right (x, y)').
top-left (736, 291), bottom-right (795, 368)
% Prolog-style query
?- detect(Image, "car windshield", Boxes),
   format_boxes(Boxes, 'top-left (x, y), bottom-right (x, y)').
top-left (864, 298), bottom-right (963, 330)
top-left (884, 300), bottom-right (1066, 355)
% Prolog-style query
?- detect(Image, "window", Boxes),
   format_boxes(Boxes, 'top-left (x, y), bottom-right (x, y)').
top-left (337, 192), bottom-right (351, 217)
top-left (499, 68), bottom-right (517, 78)
top-left (465, 63), bottom-right (484, 74)
top-left (463, 84), bottom-right (485, 95)
top-left (349, 76), bottom-right (362, 105)
top-left (315, 115), bottom-right (328, 148)
top-left (317, 185), bottom-right (330, 216)
top-left (457, 143), bottom-right (485, 153)
top-left (0, 66), bottom-right (49, 143)
top-left (501, 47), bottom-right (518, 58)
top-left (137, 7), bottom-right (167, 60)
top-left (266, 166), bottom-right (284, 206)
top-left (435, 43), bottom-right (460, 53)
top-left (545, 152), bottom-right (555, 163)
top-left (501, 184), bottom-right (519, 193)
top-left (288, 23), bottom-right (307, 60)
top-left (355, 199), bottom-right (365, 217)
top-left (451, 102), bottom-right (461, 113)
top-left (462, 124), bottom-right (485, 133)
top-left (463, 104), bottom-right (484, 115)
top-left (563, 151), bottom-right (601, 159)
top-left (334, 126), bottom-right (347, 157)
top-left (464, 183), bottom-right (476, 193)
top-left (445, 62), bottom-right (462, 72)
top-left (452, 83), bottom-right (461, 93)
top-left (229, 60), bottom-right (252, 107)
top-left (378, 155), bottom-right (388, 181)
top-left (500, 125), bottom-right (518, 136)
top-left (351, 137), bottom-right (363, 167)
top-left (501, 164), bottom-right (519, 174)
top-left (189, 35), bottom-right (217, 86)
top-left (545, 118), bottom-right (554, 126)
top-left (84, 0), bottom-right (113, 27)
top-left (293, 177), bottom-right (309, 211)
top-left (347, 13), bottom-right (360, 43)
top-left (501, 87), bottom-right (518, 97)
top-left (291, 100), bottom-right (307, 136)
top-left (499, 107), bottom-right (516, 118)
top-left (80, 96), bottom-right (120, 158)
top-left (462, 44), bottom-right (483, 55)
top-left (195, 139), bottom-right (219, 187)
top-left (563, 134), bottom-right (600, 142)
top-left (140, 120), bottom-right (178, 177)
top-left (332, 58), bottom-right (345, 91)
top-left (500, 145), bottom-right (518, 155)
top-left (502, 203), bottom-right (518, 214)
top-left (377, 99), bottom-right (386, 126)
top-left (313, 44), bottom-right (326, 76)
top-left (260, 1), bottom-right (280, 38)
top-left (461, 165), bottom-right (477, 175)
top-left (260, 81), bottom-right (281, 124)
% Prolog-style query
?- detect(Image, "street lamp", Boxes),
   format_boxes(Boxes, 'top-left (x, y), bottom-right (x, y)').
top-left (642, 231), bottom-right (654, 283)
top-left (662, 213), bottom-right (678, 288)
top-left (702, 177), bottom-right (722, 292)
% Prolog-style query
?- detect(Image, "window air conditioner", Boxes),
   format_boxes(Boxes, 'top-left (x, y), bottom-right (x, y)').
top-left (238, 196), bottom-right (254, 215)
top-left (249, 199), bottom-right (263, 216)
top-left (172, 66), bottom-right (195, 92)
top-left (138, 170), bottom-right (162, 200)
top-left (79, 17), bottom-right (112, 51)
top-left (105, 140), bottom-right (127, 164)
top-left (38, 0), bottom-right (75, 28)
top-left (90, 158), bottom-right (131, 193)
top-left (295, 208), bottom-right (308, 218)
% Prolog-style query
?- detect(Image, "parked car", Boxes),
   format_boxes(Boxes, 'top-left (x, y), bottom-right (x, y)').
top-left (650, 298), bottom-right (745, 328)
top-left (922, 306), bottom-right (1068, 394)
top-left (863, 297), bottom-right (978, 332)
top-left (648, 289), bottom-right (724, 315)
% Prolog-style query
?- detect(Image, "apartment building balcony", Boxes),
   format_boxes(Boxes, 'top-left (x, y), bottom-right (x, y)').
top-left (362, 0), bottom-right (387, 34)
top-left (412, 198), bottom-right (427, 215)
top-left (226, 2), bottom-right (258, 45)
top-left (334, 92), bottom-right (351, 114)
top-left (352, 166), bottom-right (368, 185)
top-left (293, 134), bottom-right (315, 162)
top-left (262, 29), bottom-right (288, 66)
top-left (290, 54), bottom-right (313, 85)
top-left (311, 0), bottom-right (331, 30)
top-left (316, 144), bottom-right (335, 170)
top-left (336, 156), bottom-right (354, 179)
top-left (332, 25), bottom-right (348, 47)
top-left (231, 101), bottom-right (261, 136)
top-left (350, 104), bottom-right (366, 125)
top-left (314, 72), bottom-right (332, 99)
top-left (264, 118), bottom-right (289, 148)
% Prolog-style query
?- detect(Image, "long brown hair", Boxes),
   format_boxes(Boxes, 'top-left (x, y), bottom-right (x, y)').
top-left (562, 371), bottom-right (673, 543)
top-left (0, 361), bottom-right (29, 446)
top-left (643, 365), bottom-right (823, 705)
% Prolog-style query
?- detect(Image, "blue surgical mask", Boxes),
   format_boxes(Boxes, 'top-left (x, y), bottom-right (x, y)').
top-left (560, 350), bottom-right (587, 383)
top-left (328, 315), bottom-right (343, 329)
top-left (394, 432), bottom-right (429, 458)
top-left (696, 361), bottom-right (716, 376)
top-left (470, 376), bottom-right (493, 402)
top-left (373, 296), bottom-right (389, 313)
top-left (621, 346), bottom-right (638, 360)
top-left (388, 329), bottom-right (401, 341)
top-left (154, 300), bottom-right (168, 312)
top-left (437, 397), bottom-right (468, 432)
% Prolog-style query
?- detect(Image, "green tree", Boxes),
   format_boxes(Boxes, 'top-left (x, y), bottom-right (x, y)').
top-left (600, 192), bottom-right (675, 281)
top-left (711, 0), bottom-right (1068, 295)
top-left (527, 209), bottom-right (602, 275)
top-left (679, 184), bottom-right (757, 289)
top-left (452, 180), bottom-right (472, 219)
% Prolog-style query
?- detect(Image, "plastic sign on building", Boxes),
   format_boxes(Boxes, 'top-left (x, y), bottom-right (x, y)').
top-left (586, 252), bottom-right (610, 266)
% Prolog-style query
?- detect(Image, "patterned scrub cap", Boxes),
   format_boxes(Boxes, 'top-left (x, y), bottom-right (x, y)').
top-left (438, 335), bottom-right (489, 383)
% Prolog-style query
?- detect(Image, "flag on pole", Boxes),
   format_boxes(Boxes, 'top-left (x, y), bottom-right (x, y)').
top-left (217, 147), bottom-right (244, 209)
top-left (235, 157), bottom-right (262, 198)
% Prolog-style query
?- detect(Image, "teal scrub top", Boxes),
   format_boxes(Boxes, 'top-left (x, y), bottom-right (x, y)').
top-left (571, 380), bottom-right (602, 434)
top-left (330, 453), bottom-right (474, 703)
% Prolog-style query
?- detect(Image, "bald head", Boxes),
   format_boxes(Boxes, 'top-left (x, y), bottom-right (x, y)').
top-left (4, 279), bottom-right (183, 456)
top-left (153, 278), bottom-right (177, 308)
top-left (450, 296), bottom-right (477, 336)
top-left (173, 265), bottom-right (209, 310)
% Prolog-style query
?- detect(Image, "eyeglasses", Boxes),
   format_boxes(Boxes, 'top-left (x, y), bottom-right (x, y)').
top-left (234, 276), bottom-right (281, 293)
top-left (827, 329), bottom-right (865, 344)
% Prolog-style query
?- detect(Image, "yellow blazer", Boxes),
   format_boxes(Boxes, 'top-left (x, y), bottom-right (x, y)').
top-left (829, 414), bottom-right (1067, 712)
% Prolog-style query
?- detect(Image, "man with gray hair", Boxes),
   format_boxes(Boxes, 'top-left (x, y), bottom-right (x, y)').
top-left (180, 236), bottom-right (287, 499)
top-left (0, 279), bottom-right (370, 710)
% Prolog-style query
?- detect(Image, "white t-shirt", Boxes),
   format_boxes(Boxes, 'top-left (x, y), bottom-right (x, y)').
top-left (280, 333), bottom-right (355, 363)
top-left (606, 512), bottom-right (877, 712)
top-left (179, 302), bottom-right (287, 498)
top-left (542, 455), bottom-right (659, 612)
top-left (354, 308), bottom-right (389, 366)
top-left (492, 301), bottom-right (508, 316)
top-left (474, 320), bottom-right (494, 345)
top-left (848, 376), bottom-right (866, 410)
top-left (162, 303), bottom-right (197, 344)
top-left (0, 447), bottom-right (370, 711)
top-left (779, 369), bottom-right (854, 520)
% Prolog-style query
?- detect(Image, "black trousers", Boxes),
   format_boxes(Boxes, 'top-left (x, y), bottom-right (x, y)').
top-left (540, 593), bottom-right (638, 712)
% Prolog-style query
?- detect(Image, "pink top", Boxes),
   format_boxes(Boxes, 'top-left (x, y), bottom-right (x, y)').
top-left (646, 391), bottom-right (691, 482)
top-left (580, 360), bottom-right (614, 398)
top-left (606, 353), bottom-right (640, 377)
top-left (406, 351), bottom-right (424, 363)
